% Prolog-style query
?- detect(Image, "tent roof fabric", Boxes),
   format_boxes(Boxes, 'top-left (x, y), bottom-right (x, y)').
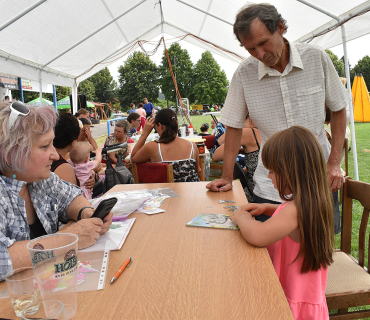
top-left (1, 0), bottom-right (370, 86)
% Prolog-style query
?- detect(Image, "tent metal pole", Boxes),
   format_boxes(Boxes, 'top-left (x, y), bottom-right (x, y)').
top-left (52, 85), bottom-right (57, 112)
top-left (296, 0), bottom-right (359, 180)
top-left (0, 0), bottom-right (46, 32)
top-left (39, 69), bottom-right (42, 105)
top-left (175, 0), bottom-right (233, 26)
top-left (298, 2), bottom-right (370, 43)
top-left (341, 24), bottom-right (359, 180)
top-left (41, 0), bottom-right (146, 69)
top-left (19, 78), bottom-right (24, 102)
top-left (71, 83), bottom-right (78, 115)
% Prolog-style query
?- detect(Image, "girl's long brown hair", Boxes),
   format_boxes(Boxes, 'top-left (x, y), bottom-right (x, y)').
top-left (262, 126), bottom-right (334, 273)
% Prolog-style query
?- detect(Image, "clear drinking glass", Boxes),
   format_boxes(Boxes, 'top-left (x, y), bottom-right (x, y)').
top-left (5, 267), bottom-right (41, 317)
top-left (21, 300), bottom-right (65, 320)
top-left (27, 234), bottom-right (78, 320)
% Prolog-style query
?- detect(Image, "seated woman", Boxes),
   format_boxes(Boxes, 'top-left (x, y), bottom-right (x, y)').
top-left (105, 119), bottom-right (134, 166)
top-left (131, 109), bottom-right (200, 182)
top-left (52, 113), bottom-right (95, 191)
top-left (75, 108), bottom-right (89, 120)
top-left (77, 118), bottom-right (98, 150)
top-left (212, 114), bottom-right (261, 202)
top-left (127, 112), bottom-right (141, 137)
top-left (210, 121), bottom-right (226, 157)
top-left (0, 102), bottom-right (112, 281)
top-left (198, 123), bottom-right (211, 136)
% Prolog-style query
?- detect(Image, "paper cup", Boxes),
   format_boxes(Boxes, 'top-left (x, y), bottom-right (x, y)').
top-left (27, 234), bottom-right (78, 319)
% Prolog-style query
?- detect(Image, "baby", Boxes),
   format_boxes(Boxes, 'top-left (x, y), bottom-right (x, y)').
top-left (68, 142), bottom-right (102, 199)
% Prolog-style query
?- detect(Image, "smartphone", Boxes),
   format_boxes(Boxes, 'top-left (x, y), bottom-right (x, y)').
top-left (91, 197), bottom-right (118, 220)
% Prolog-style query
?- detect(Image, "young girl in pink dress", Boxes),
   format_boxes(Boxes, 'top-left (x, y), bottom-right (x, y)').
top-left (68, 142), bottom-right (102, 200)
top-left (230, 126), bottom-right (334, 320)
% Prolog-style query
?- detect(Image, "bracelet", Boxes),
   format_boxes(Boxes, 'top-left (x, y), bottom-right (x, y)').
top-left (77, 206), bottom-right (95, 221)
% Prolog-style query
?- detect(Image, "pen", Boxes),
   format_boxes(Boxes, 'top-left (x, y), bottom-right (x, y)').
top-left (110, 257), bottom-right (132, 284)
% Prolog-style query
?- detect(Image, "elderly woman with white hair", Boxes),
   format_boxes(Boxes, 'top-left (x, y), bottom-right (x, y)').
top-left (0, 102), bottom-right (112, 281)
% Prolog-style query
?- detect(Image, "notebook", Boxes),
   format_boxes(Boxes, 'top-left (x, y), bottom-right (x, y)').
top-left (186, 213), bottom-right (239, 230)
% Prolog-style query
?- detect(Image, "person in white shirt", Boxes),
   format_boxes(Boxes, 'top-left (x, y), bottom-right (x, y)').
top-left (206, 3), bottom-right (348, 232)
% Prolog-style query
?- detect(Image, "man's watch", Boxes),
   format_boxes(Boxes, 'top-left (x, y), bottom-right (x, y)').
top-left (77, 206), bottom-right (95, 221)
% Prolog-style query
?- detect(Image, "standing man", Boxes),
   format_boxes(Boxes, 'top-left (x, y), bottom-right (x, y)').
top-left (206, 3), bottom-right (348, 232)
top-left (143, 98), bottom-right (154, 119)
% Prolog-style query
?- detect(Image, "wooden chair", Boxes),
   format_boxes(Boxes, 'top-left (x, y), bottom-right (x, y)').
top-left (326, 177), bottom-right (370, 319)
top-left (203, 135), bottom-right (224, 178)
top-left (131, 162), bottom-right (174, 184)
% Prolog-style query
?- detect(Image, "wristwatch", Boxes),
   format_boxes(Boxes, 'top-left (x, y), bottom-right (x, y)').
top-left (77, 206), bottom-right (95, 221)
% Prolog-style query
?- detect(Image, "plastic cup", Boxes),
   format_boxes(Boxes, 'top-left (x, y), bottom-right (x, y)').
top-left (27, 234), bottom-right (78, 319)
top-left (21, 300), bottom-right (65, 320)
top-left (5, 267), bottom-right (41, 317)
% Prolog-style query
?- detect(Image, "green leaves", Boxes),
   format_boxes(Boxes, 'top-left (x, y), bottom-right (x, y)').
top-left (158, 45), bottom-right (229, 105)
top-left (118, 51), bottom-right (159, 111)
top-left (78, 68), bottom-right (117, 104)
top-left (158, 43), bottom-right (194, 102)
top-left (326, 50), bottom-right (344, 77)
top-left (192, 51), bottom-right (229, 105)
top-left (351, 56), bottom-right (370, 90)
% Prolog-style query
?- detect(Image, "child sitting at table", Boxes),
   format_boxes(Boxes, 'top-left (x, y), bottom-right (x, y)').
top-left (68, 142), bottom-right (102, 199)
top-left (131, 109), bottom-right (200, 182)
top-left (230, 126), bottom-right (333, 320)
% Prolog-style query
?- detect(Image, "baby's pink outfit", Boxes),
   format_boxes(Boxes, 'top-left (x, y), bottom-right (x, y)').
top-left (267, 202), bottom-right (329, 320)
top-left (67, 160), bottom-right (95, 200)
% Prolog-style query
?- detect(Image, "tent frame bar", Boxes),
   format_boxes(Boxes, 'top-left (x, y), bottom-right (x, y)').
top-left (297, 0), bottom-right (359, 180)
top-left (298, 2), bottom-right (370, 43)
top-left (175, 0), bottom-right (233, 26)
top-left (42, 0), bottom-right (147, 68)
top-left (0, 0), bottom-right (47, 32)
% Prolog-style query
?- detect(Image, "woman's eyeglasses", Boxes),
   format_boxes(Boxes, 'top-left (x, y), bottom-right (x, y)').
top-left (8, 102), bottom-right (30, 130)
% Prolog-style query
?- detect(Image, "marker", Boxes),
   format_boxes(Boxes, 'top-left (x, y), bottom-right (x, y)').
top-left (110, 257), bottom-right (132, 284)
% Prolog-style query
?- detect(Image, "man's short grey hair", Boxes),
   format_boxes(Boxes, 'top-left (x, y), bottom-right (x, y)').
top-left (115, 119), bottom-right (130, 133)
top-left (234, 3), bottom-right (288, 45)
top-left (0, 102), bottom-right (56, 172)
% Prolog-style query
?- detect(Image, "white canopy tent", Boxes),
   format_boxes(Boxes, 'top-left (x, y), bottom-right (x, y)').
top-left (1, 0), bottom-right (369, 179)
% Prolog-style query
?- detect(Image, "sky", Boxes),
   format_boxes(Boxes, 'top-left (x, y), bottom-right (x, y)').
top-left (108, 32), bottom-right (370, 86)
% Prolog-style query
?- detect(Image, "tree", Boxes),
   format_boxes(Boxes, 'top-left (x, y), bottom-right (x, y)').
top-left (326, 50), bottom-right (344, 77)
top-left (118, 51), bottom-right (159, 110)
top-left (191, 51), bottom-right (229, 105)
top-left (87, 68), bottom-right (117, 103)
top-left (158, 43), bottom-right (194, 103)
top-left (55, 86), bottom-right (71, 101)
top-left (351, 56), bottom-right (370, 89)
top-left (78, 80), bottom-right (96, 101)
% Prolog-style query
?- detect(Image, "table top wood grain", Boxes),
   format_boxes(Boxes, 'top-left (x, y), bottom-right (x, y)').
top-left (0, 181), bottom-right (293, 319)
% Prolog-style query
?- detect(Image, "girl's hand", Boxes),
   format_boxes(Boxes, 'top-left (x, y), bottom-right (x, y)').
top-left (143, 117), bottom-right (155, 135)
top-left (237, 203), bottom-right (266, 216)
top-left (229, 207), bottom-right (253, 225)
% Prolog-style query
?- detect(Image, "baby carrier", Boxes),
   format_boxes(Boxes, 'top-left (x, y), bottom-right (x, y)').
top-left (102, 142), bottom-right (134, 193)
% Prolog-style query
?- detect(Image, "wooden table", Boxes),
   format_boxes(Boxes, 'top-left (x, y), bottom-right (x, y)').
top-left (0, 182), bottom-right (293, 319)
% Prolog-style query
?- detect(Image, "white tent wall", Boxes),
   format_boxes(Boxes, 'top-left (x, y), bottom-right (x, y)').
top-left (1, 0), bottom-right (369, 179)
top-left (1, 0), bottom-right (368, 81)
